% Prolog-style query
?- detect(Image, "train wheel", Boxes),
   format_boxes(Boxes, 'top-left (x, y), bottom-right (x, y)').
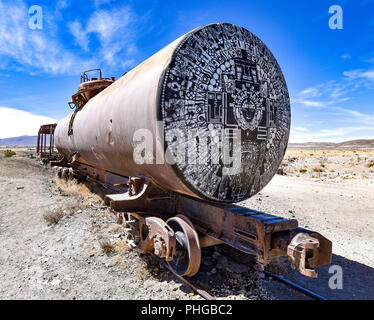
top-left (166, 215), bottom-right (201, 277)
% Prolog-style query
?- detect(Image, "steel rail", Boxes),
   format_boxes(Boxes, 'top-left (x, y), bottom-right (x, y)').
top-left (159, 255), bottom-right (326, 301)
top-left (161, 260), bottom-right (215, 300)
top-left (264, 270), bottom-right (327, 300)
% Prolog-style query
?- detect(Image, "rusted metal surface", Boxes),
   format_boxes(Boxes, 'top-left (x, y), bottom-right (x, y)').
top-left (121, 212), bottom-right (176, 262)
top-left (287, 228), bottom-right (332, 277)
top-left (52, 157), bottom-right (331, 277)
top-left (54, 35), bottom-right (191, 197)
top-left (103, 178), bottom-right (332, 277)
top-left (287, 232), bottom-right (320, 278)
top-left (67, 69), bottom-right (115, 136)
top-left (37, 123), bottom-right (57, 159)
top-left (47, 23), bottom-right (331, 278)
top-left (54, 23), bottom-right (291, 203)
top-left (166, 215), bottom-right (201, 277)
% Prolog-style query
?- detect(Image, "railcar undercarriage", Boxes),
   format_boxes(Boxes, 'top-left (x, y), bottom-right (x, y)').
top-left (53, 161), bottom-right (332, 278)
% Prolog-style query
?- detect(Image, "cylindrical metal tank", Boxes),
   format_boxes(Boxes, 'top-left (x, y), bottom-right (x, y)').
top-left (55, 23), bottom-right (291, 203)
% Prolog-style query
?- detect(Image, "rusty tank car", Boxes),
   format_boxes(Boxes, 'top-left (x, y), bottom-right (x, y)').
top-left (43, 23), bottom-right (332, 278)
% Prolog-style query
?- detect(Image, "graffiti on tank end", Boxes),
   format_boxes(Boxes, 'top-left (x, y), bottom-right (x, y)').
top-left (160, 23), bottom-right (290, 202)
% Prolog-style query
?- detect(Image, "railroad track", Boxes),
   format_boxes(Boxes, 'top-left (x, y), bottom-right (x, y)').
top-left (162, 260), bottom-right (215, 300)
top-left (263, 271), bottom-right (327, 300)
top-left (158, 255), bottom-right (327, 301)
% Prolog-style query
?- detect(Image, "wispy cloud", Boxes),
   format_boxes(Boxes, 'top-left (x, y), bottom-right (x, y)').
top-left (0, 0), bottom-right (140, 75)
top-left (298, 87), bottom-right (320, 97)
top-left (291, 63), bottom-right (374, 142)
top-left (290, 126), bottom-right (374, 143)
top-left (93, 0), bottom-right (112, 8)
top-left (291, 126), bottom-right (310, 133)
top-left (68, 6), bottom-right (138, 69)
top-left (343, 68), bottom-right (374, 81)
top-left (292, 98), bottom-right (333, 108)
top-left (333, 107), bottom-right (374, 125)
top-left (68, 21), bottom-right (90, 51)
top-left (0, 0), bottom-right (92, 74)
top-left (0, 107), bottom-right (58, 139)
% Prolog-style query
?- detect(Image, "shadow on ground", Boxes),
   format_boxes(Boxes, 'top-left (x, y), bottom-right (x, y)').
top-left (264, 254), bottom-right (374, 300)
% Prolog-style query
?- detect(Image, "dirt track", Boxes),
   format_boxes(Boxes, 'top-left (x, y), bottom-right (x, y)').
top-left (0, 155), bottom-right (266, 300)
top-left (0, 156), bottom-right (200, 299)
top-left (0, 151), bottom-right (373, 300)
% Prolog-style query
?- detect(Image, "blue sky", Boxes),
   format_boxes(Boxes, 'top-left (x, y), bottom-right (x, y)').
top-left (0, 0), bottom-right (373, 142)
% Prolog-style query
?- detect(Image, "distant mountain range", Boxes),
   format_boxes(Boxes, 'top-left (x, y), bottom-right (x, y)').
top-left (1, 135), bottom-right (373, 149)
top-left (288, 139), bottom-right (374, 149)
top-left (0, 135), bottom-right (37, 147)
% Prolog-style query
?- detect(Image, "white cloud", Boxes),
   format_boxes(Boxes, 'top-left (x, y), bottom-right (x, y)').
top-left (94, 0), bottom-right (111, 8)
top-left (333, 107), bottom-right (374, 125)
top-left (292, 98), bottom-right (331, 108)
top-left (68, 6), bottom-right (137, 68)
top-left (68, 21), bottom-right (89, 51)
top-left (0, 107), bottom-right (58, 138)
top-left (0, 0), bottom-right (139, 75)
top-left (298, 87), bottom-right (320, 97)
top-left (294, 64), bottom-right (374, 105)
top-left (289, 126), bottom-right (374, 143)
top-left (343, 68), bottom-right (374, 81)
top-left (291, 126), bottom-right (310, 133)
top-left (0, 0), bottom-right (93, 74)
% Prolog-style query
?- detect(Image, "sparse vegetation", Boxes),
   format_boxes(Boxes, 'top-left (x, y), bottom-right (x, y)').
top-left (53, 177), bottom-right (104, 204)
top-left (108, 223), bottom-right (123, 233)
top-left (112, 255), bottom-right (127, 268)
top-left (4, 150), bottom-right (16, 157)
top-left (99, 239), bottom-right (115, 254)
top-left (136, 254), bottom-right (162, 280)
top-left (43, 211), bottom-right (64, 225)
top-left (43, 197), bottom-right (82, 225)
top-left (113, 240), bottom-right (129, 254)
top-left (282, 149), bottom-right (374, 179)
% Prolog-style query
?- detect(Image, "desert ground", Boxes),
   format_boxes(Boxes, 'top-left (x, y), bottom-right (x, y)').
top-left (0, 147), bottom-right (373, 300)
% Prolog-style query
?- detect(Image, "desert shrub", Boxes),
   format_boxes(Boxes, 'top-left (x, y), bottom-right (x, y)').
top-left (367, 162), bottom-right (374, 168)
top-left (99, 239), bottom-right (115, 254)
top-left (113, 240), bottom-right (129, 254)
top-left (4, 150), bottom-right (16, 157)
top-left (299, 168), bottom-right (307, 173)
top-left (43, 211), bottom-right (64, 225)
top-left (53, 177), bottom-right (103, 204)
